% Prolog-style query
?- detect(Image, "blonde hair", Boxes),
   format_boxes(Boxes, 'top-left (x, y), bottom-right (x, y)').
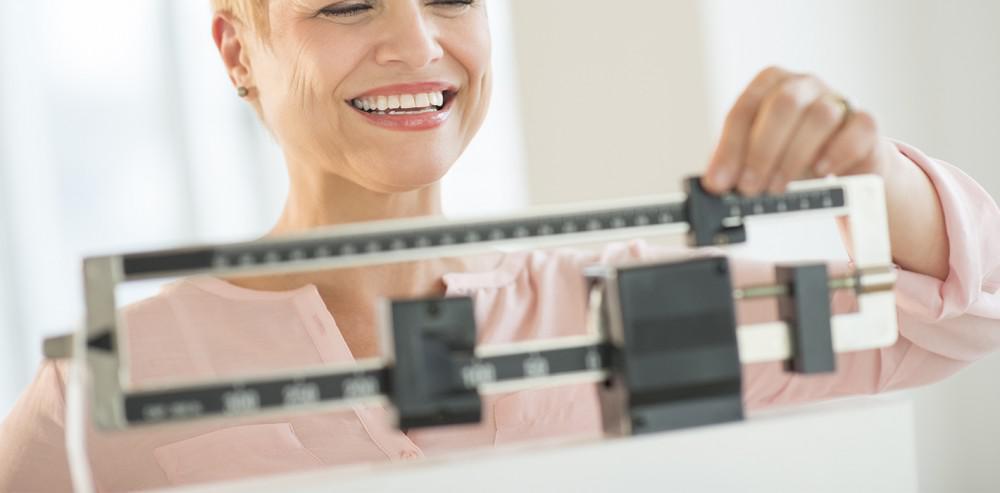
top-left (211, 0), bottom-right (270, 37)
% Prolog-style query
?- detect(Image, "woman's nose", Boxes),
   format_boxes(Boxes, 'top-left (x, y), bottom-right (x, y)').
top-left (373, 2), bottom-right (444, 69)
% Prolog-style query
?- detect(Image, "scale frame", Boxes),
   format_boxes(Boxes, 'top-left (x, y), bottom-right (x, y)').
top-left (74, 175), bottom-right (897, 431)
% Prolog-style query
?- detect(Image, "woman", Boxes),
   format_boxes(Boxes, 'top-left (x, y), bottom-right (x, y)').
top-left (1, 0), bottom-right (998, 491)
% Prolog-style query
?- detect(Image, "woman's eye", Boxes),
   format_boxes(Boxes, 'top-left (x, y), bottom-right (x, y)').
top-left (317, 0), bottom-right (473, 19)
top-left (426, 0), bottom-right (475, 16)
top-left (318, 2), bottom-right (373, 18)
top-left (427, 0), bottom-right (475, 8)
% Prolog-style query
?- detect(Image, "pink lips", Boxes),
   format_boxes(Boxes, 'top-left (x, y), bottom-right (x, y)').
top-left (347, 81), bottom-right (457, 132)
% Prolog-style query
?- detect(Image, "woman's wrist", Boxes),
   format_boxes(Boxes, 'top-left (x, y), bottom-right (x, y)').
top-left (880, 138), bottom-right (951, 281)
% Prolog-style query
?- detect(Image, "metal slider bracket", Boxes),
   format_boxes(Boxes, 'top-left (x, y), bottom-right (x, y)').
top-left (382, 257), bottom-right (866, 435)
top-left (776, 263), bottom-right (836, 374)
top-left (593, 256), bottom-right (744, 435)
top-left (379, 256), bottom-right (749, 437)
top-left (386, 298), bottom-right (482, 430)
top-left (685, 176), bottom-right (747, 247)
top-left (384, 295), bottom-right (612, 430)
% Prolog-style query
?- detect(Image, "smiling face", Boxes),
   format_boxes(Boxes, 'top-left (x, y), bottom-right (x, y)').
top-left (227, 0), bottom-right (492, 193)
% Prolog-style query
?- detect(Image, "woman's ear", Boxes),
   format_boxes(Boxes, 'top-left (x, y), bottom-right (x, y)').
top-left (212, 12), bottom-right (254, 92)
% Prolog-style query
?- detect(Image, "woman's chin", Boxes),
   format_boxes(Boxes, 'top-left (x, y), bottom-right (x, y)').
top-left (362, 163), bottom-right (454, 193)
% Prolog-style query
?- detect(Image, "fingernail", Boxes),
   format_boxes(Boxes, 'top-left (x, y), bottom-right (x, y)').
top-left (815, 159), bottom-right (830, 176)
top-left (739, 171), bottom-right (758, 194)
top-left (712, 168), bottom-right (732, 190)
top-left (768, 172), bottom-right (785, 194)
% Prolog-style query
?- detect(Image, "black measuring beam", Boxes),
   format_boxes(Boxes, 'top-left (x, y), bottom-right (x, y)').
top-left (470, 344), bottom-right (610, 385)
top-left (120, 202), bottom-right (688, 278)
top-left (120, 257), bottom-right (845, 433)
top-left (117, 176), bottom-right (844, 279)
top-left (123, 367), bottom-right (388, 425)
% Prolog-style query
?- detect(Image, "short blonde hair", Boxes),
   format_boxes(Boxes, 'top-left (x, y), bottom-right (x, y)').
top-left (211, 0), bottom-right (270, 37)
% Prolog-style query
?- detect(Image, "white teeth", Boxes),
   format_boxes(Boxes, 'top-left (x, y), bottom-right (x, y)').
top-left (388, 107), bottom-right (437, 115)
top-left (351, 90), bottom-right (448, 113)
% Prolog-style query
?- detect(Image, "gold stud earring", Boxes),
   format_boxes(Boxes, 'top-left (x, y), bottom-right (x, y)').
top-left (237, 86), bottom-right (249, 98)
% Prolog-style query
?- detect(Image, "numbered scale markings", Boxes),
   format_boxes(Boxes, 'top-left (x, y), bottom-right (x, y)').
top-left (120, 187), bottom-right (844, 279)
top-left (124, 343), bottom-right (611, 425)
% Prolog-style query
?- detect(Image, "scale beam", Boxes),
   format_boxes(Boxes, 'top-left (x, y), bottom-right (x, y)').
top-left (51, 174), bottom-right (895, 432)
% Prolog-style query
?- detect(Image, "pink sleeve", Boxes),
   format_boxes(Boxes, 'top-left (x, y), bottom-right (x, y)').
top-left (743, 140), bottom-right (1000, 410)
top-left (0, 360), bottom-right (74, 492)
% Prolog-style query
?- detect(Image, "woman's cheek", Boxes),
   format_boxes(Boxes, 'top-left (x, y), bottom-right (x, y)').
top-left (272, 52), bottom-right (337, 154)
top-left (456, 19), bottom-right (492, 78)
top-left (466, 67), bottom-right (492, 137)
top-left (443, 24), bottom-right (492, 132)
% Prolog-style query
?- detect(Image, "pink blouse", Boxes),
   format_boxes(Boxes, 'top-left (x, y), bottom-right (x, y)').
top-left (1, 141), bottom-right (998, 492)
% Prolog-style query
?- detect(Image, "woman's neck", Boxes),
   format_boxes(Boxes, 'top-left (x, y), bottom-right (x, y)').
top-left (227, 160), bottom-right (472, 358)
top-left (267, 166), bottom-right (443, 237)
top-left (222, 159), bottom-right (503, 358)
top-left (260, 157), bottom-right (467, 298)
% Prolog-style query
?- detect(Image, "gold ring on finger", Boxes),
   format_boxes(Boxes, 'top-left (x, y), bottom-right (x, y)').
top-left (827, 93), bottom-right (853, 129)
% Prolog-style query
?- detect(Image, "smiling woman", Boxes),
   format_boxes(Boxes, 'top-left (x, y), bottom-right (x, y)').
top-left (206, 0), bottom-right (501, 362)
top-left (213, 0), bottom-right (492, 202)
top-left (0, 1), bottom-right (528, 490)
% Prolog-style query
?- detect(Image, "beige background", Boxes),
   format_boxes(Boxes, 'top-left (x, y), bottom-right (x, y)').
top-left (510, 1), bottom-right (712, 203)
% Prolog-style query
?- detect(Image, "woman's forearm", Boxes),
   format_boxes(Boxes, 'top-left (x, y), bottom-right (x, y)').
top-left (874, 140), bottom-right (951, 280)
top-left (884, 141), bottom-right (950, 281)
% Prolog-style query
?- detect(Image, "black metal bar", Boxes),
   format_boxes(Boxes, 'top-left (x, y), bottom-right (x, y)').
top-left (776, 264), bottom-right (836, 374)
top-left (123, 368), bottom-right (388, 425)
top-left (470, 344), bottom-right (610, 386)
top-left (118, 182), bottom-right (844, 278)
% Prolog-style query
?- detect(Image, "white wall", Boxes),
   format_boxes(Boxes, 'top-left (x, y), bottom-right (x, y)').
top-left (509, 1), bottom-right (713, 203)
top-left (442, 0), bottom-right (528, 217)
top-left (509, 0), bottom-right (1000, 490)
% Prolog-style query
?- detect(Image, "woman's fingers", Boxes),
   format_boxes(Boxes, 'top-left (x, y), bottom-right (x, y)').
top-left (739, 75), bottom-right (827, 195)
top-left (813, 110), bottom-right (880, 177)
top-left (705, 66), bottom-right (884, 198)
top-left (704, 66), bottom-right (794, 194)
top-left (765, 94), bottom-right (849, 194)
